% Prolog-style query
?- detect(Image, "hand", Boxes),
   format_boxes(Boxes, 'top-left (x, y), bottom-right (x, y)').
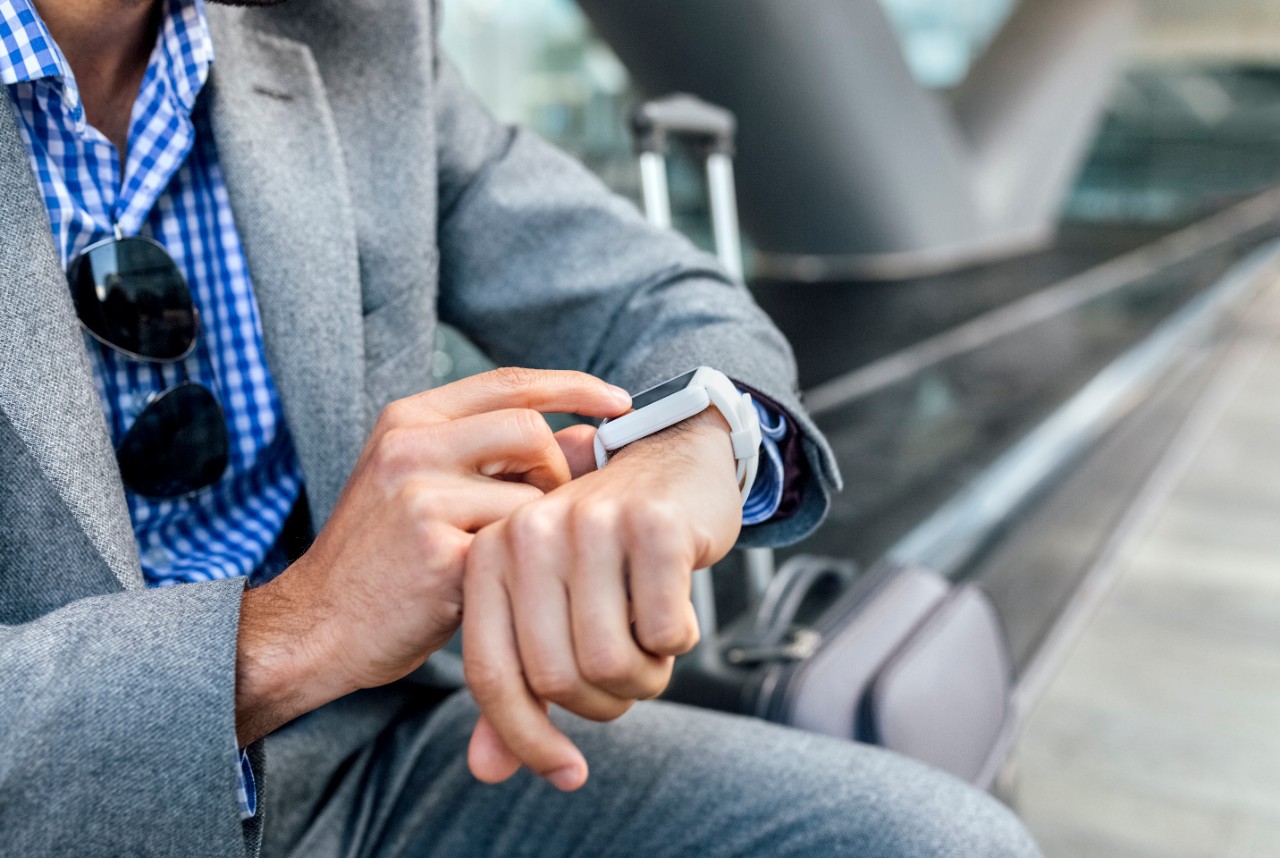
top-left (234, 368), bottom-right (631, 745)
top-left (462, 408), bottom-right (744, 790)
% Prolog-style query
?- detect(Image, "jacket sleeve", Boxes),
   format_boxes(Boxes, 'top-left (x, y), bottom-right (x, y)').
top-left (0, 577), bottom-right (264, 858)
top-left (433, 59), bottom-right (841, 547)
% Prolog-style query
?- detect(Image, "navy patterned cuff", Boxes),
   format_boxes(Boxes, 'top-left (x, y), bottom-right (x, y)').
top-left (741, 395), bottom-right (789, 526)
top-left (237, 747), bottom-right (257, 819)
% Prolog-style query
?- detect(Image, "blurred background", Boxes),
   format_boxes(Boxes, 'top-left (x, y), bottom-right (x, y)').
top-left (434, 2), bottom-right (1280, 855)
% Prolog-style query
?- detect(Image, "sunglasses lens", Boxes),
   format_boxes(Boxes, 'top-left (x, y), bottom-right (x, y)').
top-left (69, 237), bottom-right (196, 360)
top-left (117, 383), bottom-right (229, 498)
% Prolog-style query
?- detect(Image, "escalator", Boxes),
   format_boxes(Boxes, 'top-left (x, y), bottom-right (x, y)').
top-left (692, 59), bottom-right (1280, 719)
top-left (746, 196), bottom-right (1280, 678)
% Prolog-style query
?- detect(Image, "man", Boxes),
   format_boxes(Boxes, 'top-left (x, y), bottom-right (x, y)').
top-left (0, 0), bottom-right (1043, 855)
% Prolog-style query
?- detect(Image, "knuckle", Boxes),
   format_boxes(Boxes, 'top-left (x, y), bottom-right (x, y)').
top-left (464, 657), bottom-right (506, 702)
top-left (433, 598), bottom-right (464, 629)
top-left (639, 662), bottom-right (675, 699)
top-left (510, 408), bottom-right (553, 446)
top-left (624, 501), bottom-right (683, 548)
top-left (371, 426), bottom-right (416, 475)
top-left (507, 507), bottom-right (557, 555)
top-left (512, 483), bottom-right (546, 507)
top-left (639, 615), bottom-right (700, 655)
top-left (397, 479), bottom-right (438, 521)
top-left (526, 666), bottom-right (579, 702)
top-left (378, 398), bottom-right (411, 429)
top-left (571, 501), bottom-right (619, 544)
top-left (489, 366), bottom-right (540, 392)
top-left (415, 518), bottom-right (456, 559)
top-left (580, 644), bottom-right (632, 687)
top-left (494, 486), bottom-right (545, 525)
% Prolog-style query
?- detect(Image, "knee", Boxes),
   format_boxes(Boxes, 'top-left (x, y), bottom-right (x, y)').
top-left (803, 752), bottom-right (1043, 858)
top-left (892, 786), bottom-right (1042, 858)
top-left (728, 729), bottom-right (1041, 858)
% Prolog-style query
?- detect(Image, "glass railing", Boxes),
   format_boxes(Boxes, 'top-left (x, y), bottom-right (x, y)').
top-left (791, 211), bottom-right (1280, 574)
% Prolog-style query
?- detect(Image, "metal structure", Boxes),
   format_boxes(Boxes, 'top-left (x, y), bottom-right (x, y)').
top-left (578, 0), bottom-right (1140, 280)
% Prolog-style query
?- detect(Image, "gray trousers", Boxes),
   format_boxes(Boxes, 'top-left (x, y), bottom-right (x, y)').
top-left (262, 689), bottom-right (1041, 858)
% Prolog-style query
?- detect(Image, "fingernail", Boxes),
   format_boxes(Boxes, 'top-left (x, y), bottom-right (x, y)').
top-left (608, 384), bottom-right (631, 405)
top-left (548, 766), bottom-right (583, 791)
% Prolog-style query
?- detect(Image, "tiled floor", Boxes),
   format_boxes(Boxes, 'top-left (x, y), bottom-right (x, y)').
top-left (1014, 283), bottom-right (1280, 857)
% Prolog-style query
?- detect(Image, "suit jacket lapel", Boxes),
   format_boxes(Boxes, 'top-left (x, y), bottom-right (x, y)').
top-left (0, 13), bottom-right (365, 589)
top-left (205, 9), bottom-right (367, 529)
top-left (0, 96), bottom-right (143, 590)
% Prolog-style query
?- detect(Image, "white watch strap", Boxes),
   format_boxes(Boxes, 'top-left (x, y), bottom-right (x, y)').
top-left (594, 368), bottom-right (763, 507)
top-left (593, 432), bottom-right (609, 472)
top-left (700, 374), bottom-right (761, 505)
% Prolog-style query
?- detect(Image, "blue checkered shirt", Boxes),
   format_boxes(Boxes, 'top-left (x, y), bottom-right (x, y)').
top-left (3, 0), bottom-right (788, 824)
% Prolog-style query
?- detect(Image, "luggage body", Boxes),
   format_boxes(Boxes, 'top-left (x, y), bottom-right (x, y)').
top-left (725, 558), bottom-right (1015, 788)
top-left (634, 94), bottom-right (1017, 788)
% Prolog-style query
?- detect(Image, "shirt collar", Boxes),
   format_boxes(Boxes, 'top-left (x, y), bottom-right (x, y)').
top-left (0, 0), bottom-right (72, 86)
top-left (0, 0), bottom-right (214, 115)
top-left (156, 0), bottom-right (215, 115)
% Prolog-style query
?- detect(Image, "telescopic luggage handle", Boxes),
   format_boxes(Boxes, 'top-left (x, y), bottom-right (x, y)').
top-left (631, 94), bottom-right (744, 282)
top-left (631, 93), bottom-right (737, 157)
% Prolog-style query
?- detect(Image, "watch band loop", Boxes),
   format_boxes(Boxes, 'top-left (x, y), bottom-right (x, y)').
top-left (730, 427), bottom-right (759, 460)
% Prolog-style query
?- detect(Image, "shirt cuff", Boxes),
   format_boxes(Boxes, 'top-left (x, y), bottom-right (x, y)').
top-left (741, 396), bottom-right (789, 526)
top-left (237, 746), bottom-right (257, 820)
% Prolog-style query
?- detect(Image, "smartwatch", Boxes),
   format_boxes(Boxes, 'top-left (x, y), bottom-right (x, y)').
top-left (594, 367), bottom-right (762, 505)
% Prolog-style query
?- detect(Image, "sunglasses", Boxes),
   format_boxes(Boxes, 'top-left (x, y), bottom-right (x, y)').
top-left (68, 233), bottom-right (229, 498)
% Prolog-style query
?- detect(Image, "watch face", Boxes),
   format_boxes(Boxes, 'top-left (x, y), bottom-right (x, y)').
top-left (630, 369), bottom-right (700, 410)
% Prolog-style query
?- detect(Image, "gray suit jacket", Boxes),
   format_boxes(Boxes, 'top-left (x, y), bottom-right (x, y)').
top-left (0, 1), bottom-right (838, 855)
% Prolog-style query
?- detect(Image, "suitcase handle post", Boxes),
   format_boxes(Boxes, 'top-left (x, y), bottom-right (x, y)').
top-left (631, 94), bottom-right (744, 281)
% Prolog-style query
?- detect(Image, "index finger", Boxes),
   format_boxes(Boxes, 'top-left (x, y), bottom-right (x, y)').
top-left (421, 368), bottom-right (631, 421)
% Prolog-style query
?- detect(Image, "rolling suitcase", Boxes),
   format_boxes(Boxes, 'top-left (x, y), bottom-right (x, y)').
top-left (633, 94), bottom-right (1017, 789)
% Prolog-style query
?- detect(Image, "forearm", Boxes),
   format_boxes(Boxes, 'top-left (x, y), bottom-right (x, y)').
top-left (434, 63), bottom-right (838, 546)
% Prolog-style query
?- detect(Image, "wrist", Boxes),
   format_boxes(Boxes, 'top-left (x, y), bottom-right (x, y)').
top-left (611, 408), bottom-right (741, 517)
top-left (612, 406), bottom-right (733, 467)
top-left (235, 565), bottom-right (354, 745)
top-left (597, 369), bottom-right (760, 506)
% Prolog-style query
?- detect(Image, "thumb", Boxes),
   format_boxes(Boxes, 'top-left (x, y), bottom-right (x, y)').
top-left (554, 424), bottom-right (600, 480)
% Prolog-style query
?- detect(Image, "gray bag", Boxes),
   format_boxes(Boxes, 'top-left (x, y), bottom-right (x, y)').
top-left (678, 558), bottom-right (1016, 788)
